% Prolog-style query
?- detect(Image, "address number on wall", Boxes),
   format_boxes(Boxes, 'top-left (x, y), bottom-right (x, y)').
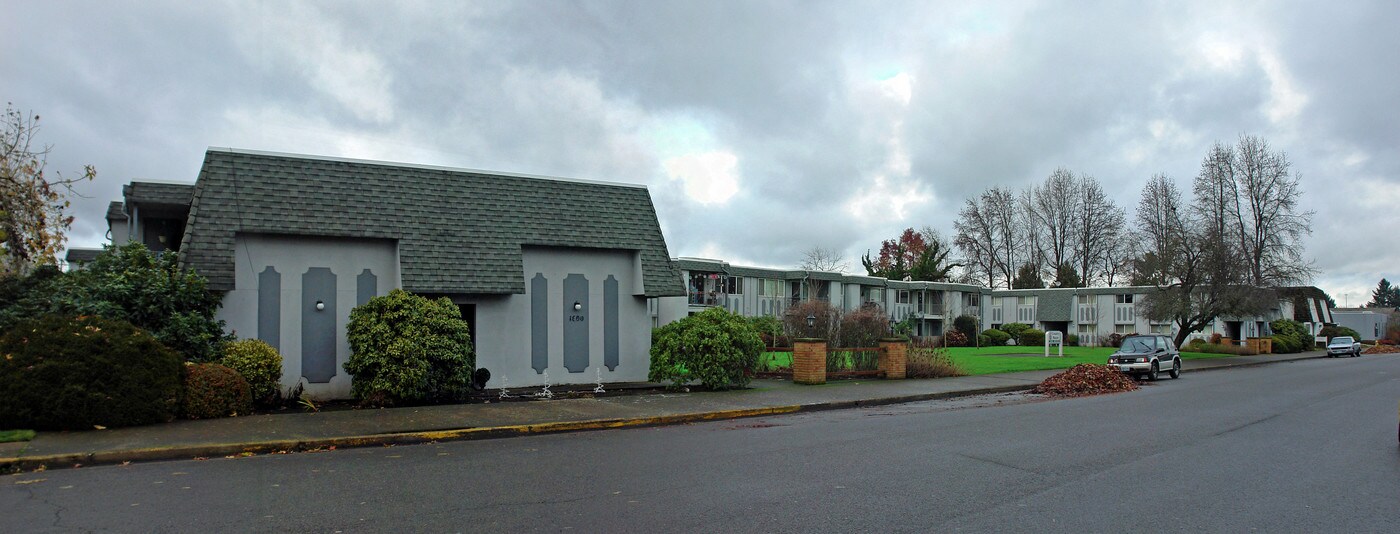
top-left (568, 315), bottom-right (586, 322)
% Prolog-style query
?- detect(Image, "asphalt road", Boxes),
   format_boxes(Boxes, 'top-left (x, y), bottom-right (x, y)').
top-left (5, 356), bottom-right (1400, 533)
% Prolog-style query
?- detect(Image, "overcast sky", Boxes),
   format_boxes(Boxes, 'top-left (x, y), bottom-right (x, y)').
top-left (4, 0), bottom-right (1397, 305)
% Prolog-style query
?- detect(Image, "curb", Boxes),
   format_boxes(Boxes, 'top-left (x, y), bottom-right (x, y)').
top-left (0, 353), bottom-right (1329, 473)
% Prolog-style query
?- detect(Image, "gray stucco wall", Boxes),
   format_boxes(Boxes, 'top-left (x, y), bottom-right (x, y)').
top-left (217, 234), bottom-right (400, 399)
top-left (460, 247), bottom-right (651, 389)
top-left (1333, 311), bottom-right (1388, 341)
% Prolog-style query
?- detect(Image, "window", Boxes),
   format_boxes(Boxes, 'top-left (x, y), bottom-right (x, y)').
top-left (1077, 324), bottom-right (1095, 336)
top-left (869, 288), bottom-right (885, 303)
top-left (1078, 294), bottom-right (1095, 305)
top-left (897, 291), bottom-right (910, 304)
top-left (1115, 324), bottom-right (1135, 334)
top-left (1150, 324), bottom-right (1171, 335)
top-left (1020, 296), bottom-right (1038, 306)
top-left (725, 276), bottom-right (743, 294)
top-left (1117, 294), bottom-right (1134, 304)
top-left (758, 279), bottom-right (781, 296)
top-left (966, 293), bottom-right (979, 307)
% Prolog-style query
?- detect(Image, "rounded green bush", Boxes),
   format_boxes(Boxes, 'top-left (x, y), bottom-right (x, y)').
top-left (981, 328), bottom-right (1011, 346)
top-left (221, 339), bottom-right (284, 406)
top-left (344, 289), bottom-right (474, 406)
top-left (0, 315), bottom-right (183, 430)
top-left (182, 363), bottom-right (253, 419)
top-left (649, 307), bottom-right (763, 390)
top-left (1019, 328), bottom-right (1046, 346)
top-left (1000, 323), bottom-right (1031, 343)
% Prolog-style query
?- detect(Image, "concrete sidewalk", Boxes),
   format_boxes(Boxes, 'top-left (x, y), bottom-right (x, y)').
top-left (0, 350), bottom-right (1326, 472)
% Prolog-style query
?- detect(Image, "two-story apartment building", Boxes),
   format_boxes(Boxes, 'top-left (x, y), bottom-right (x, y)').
top-left (652, 258), bottom-right (1327, 347)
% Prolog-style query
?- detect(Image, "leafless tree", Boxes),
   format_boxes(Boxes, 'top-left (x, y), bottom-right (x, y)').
top-left (1071, 175), bottom-right (1125, 287)
top-left (953, 192), bottom-right (999, 288)
top-left (800, 246), bottom-right (848, 273)
top-left (1230, 135), bottom-right (1315, 287)
top-left (1025, 168), bottom-right (1080, 282)
top-left (984, 187), bottom-right (1020, 289)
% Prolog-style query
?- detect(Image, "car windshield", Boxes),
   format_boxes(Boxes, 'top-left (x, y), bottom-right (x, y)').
top-left (1331, 337), bottom-right (1353, 344)
top-left (1122, 338), bottom-right (1154, 352)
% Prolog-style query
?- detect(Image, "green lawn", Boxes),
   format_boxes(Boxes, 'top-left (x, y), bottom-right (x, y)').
top-left (0, 429), bottom-right (36, 443)
top-left (757, 346), bottom-right (1246, 376)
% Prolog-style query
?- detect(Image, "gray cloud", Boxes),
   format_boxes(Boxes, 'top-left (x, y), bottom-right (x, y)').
top-left (4, 0), bottom-right (1398, 301)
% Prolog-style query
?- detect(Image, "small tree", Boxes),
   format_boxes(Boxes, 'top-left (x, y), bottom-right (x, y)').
top-left (1011, 262), bottom-right (1044, 289)
top-left (1, 103), bottom-right (94, 275)
top-left (649, 307), bottom-right (762, 390)
top-left (800, 246), bottom-right (848, 273)
top-left (344, 289), bottom-right (474, 405)
top-left (0, 243), bottom-right (231, 361)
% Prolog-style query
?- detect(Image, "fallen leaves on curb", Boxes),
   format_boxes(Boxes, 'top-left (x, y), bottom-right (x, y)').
top-left (1364, 345), bottom-right (1399, 354)
top-left (1033, 364), bottom-right (1140, 397)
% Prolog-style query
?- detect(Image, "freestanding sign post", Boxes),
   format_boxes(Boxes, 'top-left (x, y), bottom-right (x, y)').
top-left (1045, 330), bottom-right (1064, 357)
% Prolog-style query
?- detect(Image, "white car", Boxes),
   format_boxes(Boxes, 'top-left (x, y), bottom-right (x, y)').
top-left (1327, 336), bottom-right (1361, 358)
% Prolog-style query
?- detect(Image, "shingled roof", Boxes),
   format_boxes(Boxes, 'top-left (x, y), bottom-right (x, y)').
top-left (123, 181), bottom-right (195, 207)
top-left (179, 148), bottom-right (684, 296)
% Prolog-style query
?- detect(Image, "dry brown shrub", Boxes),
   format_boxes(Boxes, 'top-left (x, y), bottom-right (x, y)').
top-left (1033, 364), bottom-right (1139, 397)
top-left (906, 347), bottom-right (965, 378)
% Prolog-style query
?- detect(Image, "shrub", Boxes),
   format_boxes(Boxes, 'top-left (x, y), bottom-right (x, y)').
top-left (1100, 332), bottom-right (1135, 348)
top-left (344, 289), bottom-right (475, 406)
top-left (182, 363), bottom-right (253, 419)
top-left (1066, 334), bottom-right (1079, 347)
top-left (1000, 323), bottom-right (1031, 344)
top-left (41, 244), bottom-right (230, 361)
top-left (953, 315), bottom-right (979, 339)
top-left (1183, 338), bottom-right (1257, 356)
top-left (1268, 319), bottom-right (1310, 354)
top-left (1033, 364), bottom-right (1139, 397)
top-left (1319, 325), bottom-right (1362, 342)
top-left (748, 315), bottom-right (783, 341)
top-left (650, 307), bottom-right (762, 390)
top-left (0, 315), bottom-right (183, 430)
top-left (834, 307), bottom-right (889, 348)
top-left (906, 347), bottom-right (964, 378)
top-left (944, 329), bottom-right (968, 347)
top-left (981, 328), bottom-right (1011, 346)
top-left (221, 339), bottom-right (284, 406)
top-left (1209, 333), bottom-right (1223, 344)
top-left (1019, 328), bottom-right (1046, 346)
top-left (783, 300), bottom-right (840, 340)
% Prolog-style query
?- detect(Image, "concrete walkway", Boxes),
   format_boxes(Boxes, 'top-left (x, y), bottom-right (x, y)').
top-left (0, 350), bottom-right (1327, 472)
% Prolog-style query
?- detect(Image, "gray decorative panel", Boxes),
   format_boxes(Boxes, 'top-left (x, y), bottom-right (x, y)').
top-left (531, 273), bottom-right (548, 374)
top-left (356, 269), bottom-right (377, 307)
top-left (604, 275), bottom-right (619, 371)
top-left (257, 266), bottom-right (280, 351)
top-left (302, 267), bottom-right (337, 384)
top-left (563, 273), bottom-right (589, 373)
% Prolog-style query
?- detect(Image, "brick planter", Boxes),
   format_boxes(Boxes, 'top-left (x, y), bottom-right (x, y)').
top-left (878, 338), bottom-right (907, 379)
top-left (793, 339), bottom-right (826, 385)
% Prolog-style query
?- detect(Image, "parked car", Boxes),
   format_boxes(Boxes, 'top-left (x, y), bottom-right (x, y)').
top-left (1107, 334), bottom-right (1181, 380)
top-left (1326, 336), bottom-right (1361, 358)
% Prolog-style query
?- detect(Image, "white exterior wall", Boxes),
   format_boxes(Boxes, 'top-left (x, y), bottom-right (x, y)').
top-left (464, 247), bottom-right (651, 389)
top-left (218, 234), bottom-right (401, 399)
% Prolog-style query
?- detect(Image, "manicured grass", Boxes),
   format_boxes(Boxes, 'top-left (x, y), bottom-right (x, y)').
top-left (0, 429), bottom-right (36, 443)
top-left (757, 346), bottom-right (1247, 376)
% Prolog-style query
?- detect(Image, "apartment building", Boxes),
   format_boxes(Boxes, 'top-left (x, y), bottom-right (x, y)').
top-left (652, 257), bottom-right (1329, 347)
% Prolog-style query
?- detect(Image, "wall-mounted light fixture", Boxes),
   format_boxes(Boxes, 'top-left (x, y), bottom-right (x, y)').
top-left (315, 300), bottom-right (325, 311)
top-left (573, 301), bottom-right (582, 311)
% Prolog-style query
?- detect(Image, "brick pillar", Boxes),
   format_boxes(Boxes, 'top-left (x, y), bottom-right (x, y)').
top-left (878, 338), bottom-right (907, 379)
top-left (793, 339), bottom-right (826, 385)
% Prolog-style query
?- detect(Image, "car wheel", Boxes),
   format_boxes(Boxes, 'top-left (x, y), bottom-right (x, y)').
top-left (1148, 362), bottom-right (1159, 381)
top-left (1169, 359), bottom-right (1181, 379)
top-left (1355, 349), bottom-right (1361, 357)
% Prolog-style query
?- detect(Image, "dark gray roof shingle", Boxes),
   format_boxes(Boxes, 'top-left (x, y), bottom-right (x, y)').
top-left (123, 182), bottom-right (195, 207)
top-left (106, 201), bottom-right (128, 221)
top-left (179, 149), bottom-right (684, 296)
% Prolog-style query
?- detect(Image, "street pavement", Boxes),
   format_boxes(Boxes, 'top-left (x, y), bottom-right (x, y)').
top-left (1, 351), bottom-right (1321, 471)
top-left (3, 353), bottom-right (1397, 532)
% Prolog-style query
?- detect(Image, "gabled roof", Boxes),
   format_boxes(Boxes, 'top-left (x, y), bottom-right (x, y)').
top-left (179, 148), bottom-right (684, 296)
top-left (64, 247), bottom-right (102, 264)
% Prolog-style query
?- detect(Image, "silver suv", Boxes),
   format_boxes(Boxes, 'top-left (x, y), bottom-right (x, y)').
top-left (1107, 334), bottom-right (1181, 380)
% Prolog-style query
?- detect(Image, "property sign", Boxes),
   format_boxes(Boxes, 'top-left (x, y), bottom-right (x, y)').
top-left (1045, 330), bottom-right (1064, 357)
